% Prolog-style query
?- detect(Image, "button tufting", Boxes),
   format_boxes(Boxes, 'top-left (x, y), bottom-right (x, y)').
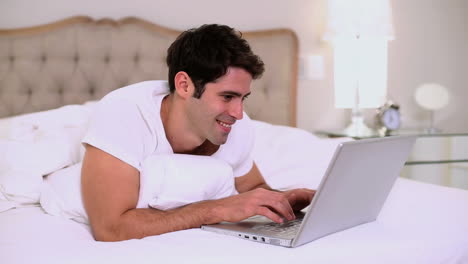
top-left (89, 86), bottom-right (95, 95)
top-left (133, 54), bottom-right (140, 63)
top-left (104, 56), bottom-right (110, 63)
top-left (41, 55), bottom-right (47, 63)
top-left (9, 56), bottom-right (15, 63)
top-left (74, 55), bottom-right (80, 63)
top-left (262, 86), bottom-right (269, 96)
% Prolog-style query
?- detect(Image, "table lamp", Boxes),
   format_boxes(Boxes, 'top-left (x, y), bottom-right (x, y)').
top-left (414, 83), bottom-right (450, 133)
top-left (324, 0), bottom-right (394, 137)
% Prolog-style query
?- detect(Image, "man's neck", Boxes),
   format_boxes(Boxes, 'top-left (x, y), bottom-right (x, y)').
top-left (160, 94), bottom-right (214, 154)
top-left (179, 140), bottom-right (219, 156)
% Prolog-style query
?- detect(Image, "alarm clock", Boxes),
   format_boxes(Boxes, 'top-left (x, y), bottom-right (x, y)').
top-left (375, 101), bottom-right (401, 135)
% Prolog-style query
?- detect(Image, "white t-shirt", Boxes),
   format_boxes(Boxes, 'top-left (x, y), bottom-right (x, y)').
top-left (82, 80), bottom-right (255, 177)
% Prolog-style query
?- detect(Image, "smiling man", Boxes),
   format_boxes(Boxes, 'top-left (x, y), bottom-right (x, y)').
top-left (81, 24), bottom-right (315, 242)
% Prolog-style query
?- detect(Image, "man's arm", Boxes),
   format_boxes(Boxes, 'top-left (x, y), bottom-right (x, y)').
top-left (234, 163), bottom-right (270, 192)
top-left (81, 145), bottom-right (301, 241)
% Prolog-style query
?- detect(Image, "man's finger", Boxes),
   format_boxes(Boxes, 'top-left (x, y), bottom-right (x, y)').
top-left (256, 190), bottom-right (295, 221)
top-left (256, 207), bottom-right (284, 224)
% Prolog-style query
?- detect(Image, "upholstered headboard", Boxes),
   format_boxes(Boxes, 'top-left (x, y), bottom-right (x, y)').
top-left (0, 16), bottom-right (298, 126)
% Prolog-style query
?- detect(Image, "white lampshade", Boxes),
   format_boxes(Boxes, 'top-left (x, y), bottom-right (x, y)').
top-left (333, 36), bottom-right (388, 108)
top-left (326, 0), bottom-right (394, 110)
top-left (414, 83), bottom-right (450, 110)
top-left (324, 0), bottom-right (394, 41)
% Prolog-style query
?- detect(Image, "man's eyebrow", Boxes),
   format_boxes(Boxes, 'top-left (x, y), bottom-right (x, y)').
top-left (219, 91), bottom-right (251, 97)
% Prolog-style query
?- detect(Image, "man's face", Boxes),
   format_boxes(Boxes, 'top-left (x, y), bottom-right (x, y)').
top-left (186, 67), bottom-right (252, 145)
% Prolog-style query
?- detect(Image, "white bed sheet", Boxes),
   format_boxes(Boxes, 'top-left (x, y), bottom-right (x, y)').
top-left (1, 178), bottom-right (468, 264)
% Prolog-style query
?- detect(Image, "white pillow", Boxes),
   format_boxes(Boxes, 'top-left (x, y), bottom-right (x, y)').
top-left (40, 154), bottom-right (237, 224)
top-left (251, 120), bottom-right (352, 190)
top-left (138, 154), bottom-right (237, 210)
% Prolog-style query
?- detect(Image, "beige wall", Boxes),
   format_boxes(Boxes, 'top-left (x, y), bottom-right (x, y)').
top-left (388, 0), bottom-right (468, 133)
top-left (1, 0), bottom-right (467, 133)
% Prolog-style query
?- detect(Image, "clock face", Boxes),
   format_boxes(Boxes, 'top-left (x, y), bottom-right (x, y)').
top-left (382, 108), bottom-right (400, 130)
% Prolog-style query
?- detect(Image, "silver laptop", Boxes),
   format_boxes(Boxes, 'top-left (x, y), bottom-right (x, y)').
top-left (201, 136), bottom-right (416, 247)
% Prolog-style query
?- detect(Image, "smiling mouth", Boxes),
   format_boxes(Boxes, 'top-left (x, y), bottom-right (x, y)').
top-left (216, 120), bottom-right (233, 128)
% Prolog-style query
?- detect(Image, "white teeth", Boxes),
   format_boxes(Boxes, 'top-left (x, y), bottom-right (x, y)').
top-left (218, 121), bottom-right (232, 128)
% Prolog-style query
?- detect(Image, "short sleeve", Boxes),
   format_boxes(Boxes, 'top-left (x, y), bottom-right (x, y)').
top-left (82, 96), bottom-right (155, 171)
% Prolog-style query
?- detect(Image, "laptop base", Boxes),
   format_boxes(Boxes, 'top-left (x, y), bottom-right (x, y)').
top-left (201, 225), bottom-right (293, 247)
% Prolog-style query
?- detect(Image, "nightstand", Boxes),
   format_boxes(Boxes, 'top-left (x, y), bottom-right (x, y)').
top-left (315, 130), bottom-right (468, 190)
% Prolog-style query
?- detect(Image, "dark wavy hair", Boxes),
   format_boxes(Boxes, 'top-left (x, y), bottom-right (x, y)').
top-left (166, 24), bottom-right (265, 98)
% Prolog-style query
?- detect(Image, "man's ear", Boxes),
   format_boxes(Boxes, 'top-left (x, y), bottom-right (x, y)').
top-left (174, 71), bottom-right (194, 99)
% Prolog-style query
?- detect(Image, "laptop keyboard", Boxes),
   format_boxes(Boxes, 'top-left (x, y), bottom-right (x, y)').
top-left (252, 218), bottom-right (303, 236)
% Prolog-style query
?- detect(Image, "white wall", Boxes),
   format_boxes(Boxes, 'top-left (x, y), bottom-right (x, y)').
top-left (1, 0), bottom-right (467, 133)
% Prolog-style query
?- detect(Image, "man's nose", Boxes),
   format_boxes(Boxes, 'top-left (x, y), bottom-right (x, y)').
top-left (230, 101), bottom-right (244, 120)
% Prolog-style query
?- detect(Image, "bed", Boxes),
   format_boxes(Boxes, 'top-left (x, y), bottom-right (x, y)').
top-left (1, 17), bottom-right (468, 264)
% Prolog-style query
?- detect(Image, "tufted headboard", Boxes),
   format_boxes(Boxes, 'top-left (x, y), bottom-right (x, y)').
top-left (0, 16), bottom-right (298, 126)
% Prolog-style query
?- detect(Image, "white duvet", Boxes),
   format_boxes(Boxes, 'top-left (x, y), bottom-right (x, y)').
top-left (1, 103), bottom-right (468, 264)
top-left (0, 102), bottom-right (346, 217)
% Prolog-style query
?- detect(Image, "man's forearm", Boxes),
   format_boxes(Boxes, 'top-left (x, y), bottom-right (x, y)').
top-left (96, 200), bottom-right (220, 242)
top-left (235, 163), bottom-right (275, 193)
top-left (92, 187), bottom-right (308, 241)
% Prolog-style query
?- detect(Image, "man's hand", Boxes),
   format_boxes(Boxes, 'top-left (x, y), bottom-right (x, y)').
top-left (283, 188), bottom-right (316, 212)
top-left (235, 163), bottom-right (316, 217)
top-left (208, 188), bottom-right (315, 224)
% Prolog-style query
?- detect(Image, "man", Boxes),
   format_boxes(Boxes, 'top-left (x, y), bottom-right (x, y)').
top-left (81, 24), bottom-right (315, 242)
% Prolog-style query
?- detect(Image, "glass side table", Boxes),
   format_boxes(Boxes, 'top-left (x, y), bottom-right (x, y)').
top-left (315, 130), bottom-right (468, 190)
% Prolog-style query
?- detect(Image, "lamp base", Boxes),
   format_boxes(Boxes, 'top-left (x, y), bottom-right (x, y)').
top-left (425, 110), bottom-right (441, 134)
top-left (343, 115), bottom-right (375, 137)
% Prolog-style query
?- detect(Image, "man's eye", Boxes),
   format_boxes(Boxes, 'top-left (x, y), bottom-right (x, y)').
top-left (223, 95), bottom-right (233, 101)
top-left (242, 95), bottom-right (249, 101)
